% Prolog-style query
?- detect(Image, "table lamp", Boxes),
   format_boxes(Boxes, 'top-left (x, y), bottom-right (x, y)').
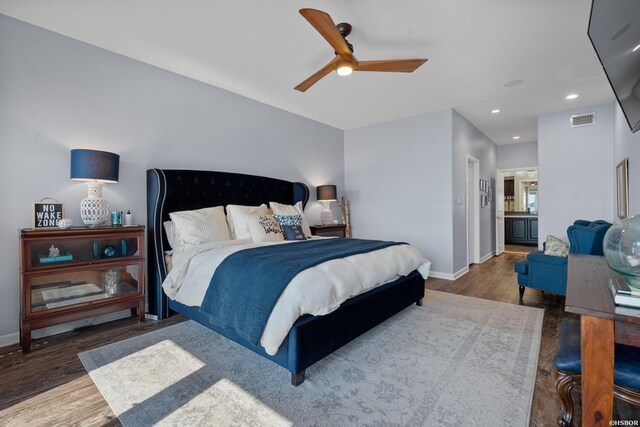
top-left (70, 149), bottom-right (120, 226)
top-left (317, 185), bottom-right (337, 225)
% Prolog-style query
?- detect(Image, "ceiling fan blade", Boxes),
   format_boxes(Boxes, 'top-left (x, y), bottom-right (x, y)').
top-left (294, 56), bottom-right (342, 92)
top-left (356, 59), bottom-right (428, 72)
top-left (299, 8), bottom-right (353, 61)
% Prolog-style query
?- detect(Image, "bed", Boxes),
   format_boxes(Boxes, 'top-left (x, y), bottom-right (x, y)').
top-left (147, 168), bottom-right (428, 385)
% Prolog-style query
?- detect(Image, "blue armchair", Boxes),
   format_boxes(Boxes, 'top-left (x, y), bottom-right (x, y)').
top-left (514, 220), bottom-right (612, 298)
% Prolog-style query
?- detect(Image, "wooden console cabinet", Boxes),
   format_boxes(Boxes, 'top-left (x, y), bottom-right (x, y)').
top-left (19, 226), bottom-right (145, 352)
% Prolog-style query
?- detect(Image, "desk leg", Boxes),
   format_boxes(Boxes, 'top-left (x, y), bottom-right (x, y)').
top-left (580, 315), bottom-right (614, 427)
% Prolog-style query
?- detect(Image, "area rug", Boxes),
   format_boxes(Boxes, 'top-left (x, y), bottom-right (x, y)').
top-left (79, 290), bottom-right (544, 426)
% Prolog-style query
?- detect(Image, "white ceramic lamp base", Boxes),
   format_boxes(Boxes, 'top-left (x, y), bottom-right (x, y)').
top-left (81, 182), bottom-right (109, 226)
top-left (320, 202), bottom-right (333, 225)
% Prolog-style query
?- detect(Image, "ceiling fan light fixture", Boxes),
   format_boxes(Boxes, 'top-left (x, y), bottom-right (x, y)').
top-left (336, 61), bottom-right (353, 76)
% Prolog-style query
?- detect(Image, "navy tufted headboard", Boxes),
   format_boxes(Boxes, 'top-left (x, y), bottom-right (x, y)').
top-left (146, 168), bottom-right (309, 318)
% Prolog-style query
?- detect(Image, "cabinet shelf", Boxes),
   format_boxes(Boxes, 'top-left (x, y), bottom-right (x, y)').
top-left (19, 225), bottom-right (145, 352)
top-left (25, 255), bottom-right (144, 273)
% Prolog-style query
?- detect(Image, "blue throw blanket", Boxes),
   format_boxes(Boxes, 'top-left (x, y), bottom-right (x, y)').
top-left (200, 238), bottom-right (405, 345)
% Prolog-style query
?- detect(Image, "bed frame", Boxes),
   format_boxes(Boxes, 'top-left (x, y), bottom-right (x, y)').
top-left (147, 168), bottom-right (425, 385)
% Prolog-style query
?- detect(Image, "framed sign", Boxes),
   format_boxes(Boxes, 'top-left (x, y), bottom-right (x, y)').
top-left (33, 198), bottom-right (64, 228)
top-left (616, 159), bottom-right (629, 219)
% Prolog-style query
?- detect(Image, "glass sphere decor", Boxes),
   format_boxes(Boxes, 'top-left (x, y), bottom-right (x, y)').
top-left (604, 214), bottom-right (640, 289)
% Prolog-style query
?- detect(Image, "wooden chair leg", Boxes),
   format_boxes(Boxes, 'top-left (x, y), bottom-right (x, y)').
top-left (556, 370), bottom-right (580, 427)
top-left (519, 285), bottom-right (525, 299)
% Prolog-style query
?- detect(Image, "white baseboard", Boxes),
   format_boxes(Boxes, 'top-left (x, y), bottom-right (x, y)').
top-left (0, 310), bottom-right (136, 350)
top-left (429, 266), bottom-right (469, 281)
top-left (479, 251), bottom-right (496, 264)
top-left (0, 332), bottom-right (19, 348)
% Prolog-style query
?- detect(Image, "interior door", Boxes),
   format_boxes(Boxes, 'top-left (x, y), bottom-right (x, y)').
top-left (468, 161), bottom-right (474, 264)
top-left (496, 172), bottom-right (505, 255)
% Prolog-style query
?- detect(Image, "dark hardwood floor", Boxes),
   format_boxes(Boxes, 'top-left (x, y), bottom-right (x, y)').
top-left (0, 252), bottom-right (637, 426)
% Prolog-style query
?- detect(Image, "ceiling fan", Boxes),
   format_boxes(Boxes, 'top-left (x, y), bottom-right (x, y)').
top-left (294, 8), bottom-right (428, 92)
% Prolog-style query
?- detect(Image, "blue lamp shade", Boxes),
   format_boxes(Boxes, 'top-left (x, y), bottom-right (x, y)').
top-left (70, 149), bottom-right (120, 183)
top-left (317, 185), bottom-right (337, 202)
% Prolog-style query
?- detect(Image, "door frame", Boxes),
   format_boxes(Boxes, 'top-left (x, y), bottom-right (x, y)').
top-left (466, 155), bottom-right (481, 265)
top-left (496, 170), bottom-right (505, 256)
top-left (496, 167), bottom-right (538, 255)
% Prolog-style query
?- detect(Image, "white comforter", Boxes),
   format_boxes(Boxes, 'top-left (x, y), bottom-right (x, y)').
top-left (163, 238), bottom-right (431, 355)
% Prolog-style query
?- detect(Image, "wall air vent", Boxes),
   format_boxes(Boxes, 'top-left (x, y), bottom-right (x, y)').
top-left (570, 113), bottom-right (596, 127)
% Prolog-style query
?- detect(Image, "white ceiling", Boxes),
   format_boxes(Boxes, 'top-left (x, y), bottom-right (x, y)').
top-left (0, 0), bottom-right (615, 145)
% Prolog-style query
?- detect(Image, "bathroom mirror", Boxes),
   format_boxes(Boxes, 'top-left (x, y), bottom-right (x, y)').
top-left (503, 170), bottom-right (538, 213)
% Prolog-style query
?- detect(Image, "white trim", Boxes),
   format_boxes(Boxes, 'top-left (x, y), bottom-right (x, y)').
top-left (0, 332), bottom-right (19, 348)
top-left (498, 166), bottom-right (538, 173)
top-left (496, 171), bottom-right (505, 256)
top-left (480, 251), bottom-right (496, 263)
top-left (466, 155), bottom-right (481, 265)
top-left (429, 266), bottom-right (469, 281)
top-left (0, 310), bottom-right (136, 350)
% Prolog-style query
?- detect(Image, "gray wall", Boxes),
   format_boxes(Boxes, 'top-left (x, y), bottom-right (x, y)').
top-left (451, 110), bottom-right (497, 272)
top-left (497, 141), bottom-right (538, 170)
top-left (344, 111), bottom-right (454, 275)
top-left (0, 15), bottom-right (344, 343)
top-left (613, 103), bottom-right (640, 217)
top-left (537, 103), bottom-right (615, 244)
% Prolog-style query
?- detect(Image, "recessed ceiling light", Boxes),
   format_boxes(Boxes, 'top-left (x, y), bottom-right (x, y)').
top-left (633, 44), bottom-right (640, 52)
top-left (566, 94), bottom-right (579, 100)
top-left (512, 136), bottom-right (521, 140)
top-left (491, 109), bottom-right (501, 114)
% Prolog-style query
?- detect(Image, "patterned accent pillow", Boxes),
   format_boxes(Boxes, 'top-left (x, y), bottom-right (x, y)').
top-left (226, 204), bottom-right (270, 240)
top-left (246, 213), bottom-right (284, 243)
top-left (269, 201), bottom-right (312, 236)
top-left (273, 214), bottom-right (302, 227)
top-left (281, 225), bottom-right (307, 241)
top-left (544, 235), bottom-right (570, 257)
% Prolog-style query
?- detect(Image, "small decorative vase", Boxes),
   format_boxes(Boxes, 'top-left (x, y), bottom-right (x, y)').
top-left (103, 268), bottom-right (120, 296)
top-left (604, 214), bottom-right (640, 289)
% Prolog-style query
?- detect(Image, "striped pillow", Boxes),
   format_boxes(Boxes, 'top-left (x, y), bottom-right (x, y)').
top-left (169, 206), bottom-right (231, 248)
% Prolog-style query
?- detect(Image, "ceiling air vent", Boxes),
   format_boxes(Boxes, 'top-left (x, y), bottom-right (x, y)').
top-left (570, 113), bottom-right (596, 127)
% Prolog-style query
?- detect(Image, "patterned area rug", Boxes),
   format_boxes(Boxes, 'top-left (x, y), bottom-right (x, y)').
top-left (79, 290), bottom-right (543, 426)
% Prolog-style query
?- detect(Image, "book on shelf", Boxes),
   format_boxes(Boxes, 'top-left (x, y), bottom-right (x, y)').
top-left (609, 277), bottom-right (640, 308)
top-left (40, 254), bottom-right (73, 264)
top-left (39, 254), bottom-right (73, 264)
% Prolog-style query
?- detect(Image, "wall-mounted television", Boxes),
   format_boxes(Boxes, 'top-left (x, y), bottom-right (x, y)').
top-left (588, 0), bottom-right (640, 133)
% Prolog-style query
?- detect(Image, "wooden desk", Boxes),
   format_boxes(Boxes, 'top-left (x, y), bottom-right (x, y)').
top-left (565, 254), bottom-right (640, 426)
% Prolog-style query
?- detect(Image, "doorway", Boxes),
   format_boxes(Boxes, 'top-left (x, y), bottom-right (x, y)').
top-left (496, 168), bottom-right (539, 254)
top-left (466, 156), bottom-right (480, 265)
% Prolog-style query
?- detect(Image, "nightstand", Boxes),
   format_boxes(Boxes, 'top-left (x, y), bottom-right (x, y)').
top-left (19, 225), bottom-right (145, 352)
top-left (310, 224), bottom-right (347, 238)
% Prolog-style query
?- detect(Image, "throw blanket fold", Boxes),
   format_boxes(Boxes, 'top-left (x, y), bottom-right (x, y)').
top-left (200, 238), bottom-right (405, 345)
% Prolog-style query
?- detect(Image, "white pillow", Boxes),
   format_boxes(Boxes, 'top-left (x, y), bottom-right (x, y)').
top-left (246, 213), bottom-right (285, 243)
top-left (226, 204), bottom-right (270, 239)
top-left (169, 206), bottom-right (230, 248)
top-left (163, 220), bottom-right (181, 250)
top-left (270, 201), bottom-right (312, 236)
